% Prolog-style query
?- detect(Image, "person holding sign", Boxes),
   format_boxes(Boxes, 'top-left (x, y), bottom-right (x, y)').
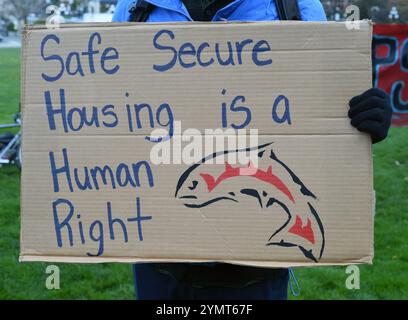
top-left (112, 0), bottom-right (392, 300)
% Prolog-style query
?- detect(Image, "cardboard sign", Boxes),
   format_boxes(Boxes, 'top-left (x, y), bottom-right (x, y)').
top-left (20, 21), bottom-right (374, 267)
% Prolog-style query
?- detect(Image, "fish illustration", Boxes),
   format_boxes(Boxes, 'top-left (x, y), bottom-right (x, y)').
top-left (175, 142), bottom-right (325, 262)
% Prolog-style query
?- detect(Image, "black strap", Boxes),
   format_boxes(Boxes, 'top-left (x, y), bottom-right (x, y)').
top-left (276, 0), bottom-right (301, 20)
top-left (129, 0), bottom-right (155, 22)
top-left (181, 0), bottom-right (206, 21)
top-left (199, 0), bottom-right (235, 21)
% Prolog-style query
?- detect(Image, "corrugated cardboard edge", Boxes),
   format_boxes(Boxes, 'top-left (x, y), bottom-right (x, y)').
top-left (19, 26), bottom-right (30, 263)
top-left (18, 252), bottom-right (374, 268)
top-left (23, 20), bottom-right (372, 30)
top-left (19, 254), bottom-right (372, 267)
top-left (368, 22), bottom-right (375, 265)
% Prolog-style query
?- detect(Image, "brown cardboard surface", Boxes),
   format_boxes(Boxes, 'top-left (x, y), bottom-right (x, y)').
top-left (20, 21), bottom-right (374, 267)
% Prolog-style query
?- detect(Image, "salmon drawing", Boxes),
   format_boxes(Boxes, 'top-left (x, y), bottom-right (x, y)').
top-left (175, 142), bottom-right (326, 262)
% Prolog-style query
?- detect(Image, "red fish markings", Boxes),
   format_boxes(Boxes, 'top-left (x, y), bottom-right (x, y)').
top-left (288, 216), bottom-right (315, 244)
top-left (199, 161), bottom-right (295, 203)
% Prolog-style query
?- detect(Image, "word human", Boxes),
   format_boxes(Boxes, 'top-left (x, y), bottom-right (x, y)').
top-left (49, 148), bottom-right (154, 193)
top-left (153, 29), bottom-right (273, 72)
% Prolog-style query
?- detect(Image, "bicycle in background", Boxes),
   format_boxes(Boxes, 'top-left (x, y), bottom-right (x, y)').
top-left (0, 113), bottom-right (22, 169)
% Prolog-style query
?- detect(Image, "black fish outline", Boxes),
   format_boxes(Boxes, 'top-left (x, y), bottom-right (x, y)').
top-left (175, 143), bottom-right (325, 262)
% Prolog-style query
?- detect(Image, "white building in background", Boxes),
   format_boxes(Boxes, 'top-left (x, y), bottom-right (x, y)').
top-left (48, 0), bottom-right (116, 23)
top-left (82, 0), bottom-right (115, 22)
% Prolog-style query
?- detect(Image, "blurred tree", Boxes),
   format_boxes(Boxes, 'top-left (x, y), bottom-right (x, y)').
top-left (7, 22), bottom-right (16, 32)
top-left (0, 0), bottom-right (12, 34)
top-left (1, 0), bottom-right (47, 29)
top-left (351, 0), bottom-right (407, 23)
top-left (398, 2), bottom-right (408, 23)
top-left (352, 0), bottom-right (388, 22)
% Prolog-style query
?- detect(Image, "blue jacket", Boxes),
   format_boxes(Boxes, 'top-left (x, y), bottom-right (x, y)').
top-left (113, 0), bottom-right (327, 23)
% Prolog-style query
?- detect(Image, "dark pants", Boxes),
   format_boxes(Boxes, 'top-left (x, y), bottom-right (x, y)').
top-left (132, 263), bottom-right (289, 300)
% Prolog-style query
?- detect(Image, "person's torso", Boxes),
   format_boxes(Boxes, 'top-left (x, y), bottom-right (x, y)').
top-left (113, 0), bottom-right (326, 288)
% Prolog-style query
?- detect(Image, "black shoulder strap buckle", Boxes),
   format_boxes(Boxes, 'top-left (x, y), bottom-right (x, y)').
top-left (129, 0), bottom-right (155, 22)
top-left (276, 0), bottom-right (301, 20)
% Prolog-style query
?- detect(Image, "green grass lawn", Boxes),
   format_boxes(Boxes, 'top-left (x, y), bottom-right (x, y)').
top-left (1, 48), bottom-right (407, 299)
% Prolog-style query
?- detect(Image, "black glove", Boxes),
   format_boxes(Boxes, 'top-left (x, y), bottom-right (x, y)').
top-left (348, 88), bottom-right (392, 144)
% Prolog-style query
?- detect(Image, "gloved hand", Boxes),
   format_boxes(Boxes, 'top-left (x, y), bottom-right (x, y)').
top-left (348, 88), bottom-right (392, 144)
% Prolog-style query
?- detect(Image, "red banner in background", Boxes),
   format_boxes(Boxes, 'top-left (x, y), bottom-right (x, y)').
top-left (373, 24), bottom-right (408, 126)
